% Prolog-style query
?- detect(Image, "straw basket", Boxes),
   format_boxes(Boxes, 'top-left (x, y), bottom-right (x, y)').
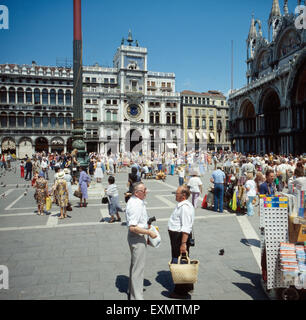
top-left (169, 253), bottom-right (199, 284)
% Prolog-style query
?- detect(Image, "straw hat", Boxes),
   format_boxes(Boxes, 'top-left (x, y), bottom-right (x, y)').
top-left (57, 171), bottom-right (65, 179)
top-left (64, 168), bottom-right (70, 174)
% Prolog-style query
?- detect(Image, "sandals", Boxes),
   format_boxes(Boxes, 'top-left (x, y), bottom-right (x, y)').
top-left (108, 217), bottom-right (116, 223)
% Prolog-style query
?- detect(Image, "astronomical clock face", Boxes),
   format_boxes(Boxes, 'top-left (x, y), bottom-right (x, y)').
top-left (125, 104), bottom-right (143, 121)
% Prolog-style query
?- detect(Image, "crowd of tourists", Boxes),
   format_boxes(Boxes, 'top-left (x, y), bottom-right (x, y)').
top-left (3, 149), bottom-right (305, 221)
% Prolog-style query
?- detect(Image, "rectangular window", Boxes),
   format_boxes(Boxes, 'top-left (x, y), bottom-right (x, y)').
top-left (187, 118), bottom-right (192, 129)
top-left (106, 100), bottom-right (111, 105)
top-left (104, 78), bottom-right (109, 83)
top-left (110, 78), bottom-right (115, 84)
top-left (92, 78), bottom-right (97, 83)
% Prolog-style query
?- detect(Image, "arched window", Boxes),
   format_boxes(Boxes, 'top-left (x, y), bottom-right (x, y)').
top-left (50, 89), bottom-right (56, 104)
top-left (9, 87), bottom-right (16, 103)
top-left (155, 112), bottom-right (160, 124)
top-left (0, 112), bottom-right (7, 127)
top-left (9, 112), bottom-right (16, 127)
top-left (58, 113), bottom-right (64, 127)
top-left (26, 113), bottom-right (33, 128)
top-left (66, 114), bottom-right (72, 128)
top-left (34, 113), bottom-right (41, 128)
top-left (65, 90), bottom-right (71, 105)
top-left (172, 113), bottom-right (176, 124)
top-left (58, 89), bottom-right (64, 105)
top-left (166, 113), bottom-right (171, 124)
top-left (26, 88), bottom-right (32, 103)
top-left (17, 88), bottom-right (24, 104)
top-left (17, 112), bottom-right (24, 127)
top-left (50, 113), bottom-right (57, 128)
top-left (150, 112), bottom-right (154, 123)
top-left (42, 89), bottom-right (48, 105)
top-left (34, 89), bottom-right (40, 104)
top-left (0, 87), bottom-right (7, 103)
top-left (42, 113), bottom-right (49, 127)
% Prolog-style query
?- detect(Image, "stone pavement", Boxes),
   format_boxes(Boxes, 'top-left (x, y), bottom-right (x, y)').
top-left (0, 162), bottom-right (267, 300)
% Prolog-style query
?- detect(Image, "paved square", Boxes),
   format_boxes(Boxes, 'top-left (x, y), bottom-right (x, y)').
top-left (0, 163), bottom-right (267, 300)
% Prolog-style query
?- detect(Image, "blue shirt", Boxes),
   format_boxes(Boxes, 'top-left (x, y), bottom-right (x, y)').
top-left (259, 182), bottom-right (276, 196)
top-left (212, 169), bottom-right (225, 184)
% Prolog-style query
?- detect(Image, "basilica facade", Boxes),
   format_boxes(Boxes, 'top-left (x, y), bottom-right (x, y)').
top-left (228, 0), bottom-right (306, 155)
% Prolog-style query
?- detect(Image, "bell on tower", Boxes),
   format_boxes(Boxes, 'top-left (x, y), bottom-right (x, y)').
top-left (127, 30), bottom-right (133, 46)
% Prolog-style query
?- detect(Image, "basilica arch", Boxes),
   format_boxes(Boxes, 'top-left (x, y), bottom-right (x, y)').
top-left (259, 88), bottom-right (281, 154)
top-left (239, 99), bottom-right (256, 153)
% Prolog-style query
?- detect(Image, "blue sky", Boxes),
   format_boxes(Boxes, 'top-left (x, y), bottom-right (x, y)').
top-left (0, 0), bottom-right (299, 95)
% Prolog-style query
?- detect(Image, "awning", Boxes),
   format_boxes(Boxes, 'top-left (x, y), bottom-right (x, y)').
top-left (188, 132), bottom-right (193, 140)
top-left (167, 143), bottom-right (177, 149)
top-left (196, 133), bottom-right (200, 139)
top-left (210, 133), bottom-right (215, 140)
top-left (203, 133), bottom-right (208, 140)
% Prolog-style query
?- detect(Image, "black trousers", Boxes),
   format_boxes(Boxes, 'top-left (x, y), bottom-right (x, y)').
top-left (168, 230), bottom-right (194, 295)
top-left (25, 170), bottom-right (32, 180)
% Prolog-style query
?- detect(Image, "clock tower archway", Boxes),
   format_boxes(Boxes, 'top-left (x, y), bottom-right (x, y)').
top-left (125, 129), bottom-right (143, 154)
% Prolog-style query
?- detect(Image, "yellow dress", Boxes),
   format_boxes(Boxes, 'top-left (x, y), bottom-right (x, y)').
top-left (55, 179), bottom-right (69, 208)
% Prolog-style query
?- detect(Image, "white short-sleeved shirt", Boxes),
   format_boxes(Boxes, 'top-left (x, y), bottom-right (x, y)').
top-left (168, 200), bottom-right (194, 234)
top-left (126, 196), bottom-right (148, 229)
top-left (245, 179), bottom-right (257, 197)
top-left (187, 177), bottom-right (203, 193)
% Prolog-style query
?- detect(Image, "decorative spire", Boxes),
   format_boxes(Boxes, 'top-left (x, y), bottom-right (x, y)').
top-left (247, 14), bottom-right (257, 41)
top-left (270, 0), bottom-right (281, 20)
top-left (284, 0), bottom-right (289, 15)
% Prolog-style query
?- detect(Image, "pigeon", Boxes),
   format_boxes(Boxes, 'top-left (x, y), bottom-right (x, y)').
top-left (219, 249), bottom-right (225, 256)
top-left (16, 185), bottom-right (18, 188)
top-left (24, 191), bottom-right (27, 196)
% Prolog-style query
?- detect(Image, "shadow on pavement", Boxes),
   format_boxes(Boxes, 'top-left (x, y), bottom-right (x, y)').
top-left (155, 270), bottom-right (174, 298)
top-left (240, 238), bottom-right (261, 248)
top-left (115, 275), bottom-right (152, 297)
top-left (233, 269), bottom-right (267, 300)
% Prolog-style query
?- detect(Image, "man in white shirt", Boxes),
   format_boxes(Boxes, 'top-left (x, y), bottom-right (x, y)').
top-left (126, 182), bottom-right (157, 300)
top-left (168, 185), bottom-right (195, 299)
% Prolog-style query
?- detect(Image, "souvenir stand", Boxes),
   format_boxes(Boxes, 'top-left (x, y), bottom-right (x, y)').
top-left (260, 192), bottom-right (306, 300)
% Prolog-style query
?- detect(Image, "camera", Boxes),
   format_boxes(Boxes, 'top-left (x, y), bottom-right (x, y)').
top-left (189, 238), bottom-right (195, 247)
top-left (147, 216), bottom-right (156, 226)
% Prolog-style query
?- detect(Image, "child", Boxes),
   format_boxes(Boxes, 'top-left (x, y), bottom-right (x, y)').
top-left (20, 160), bottom-right (25, 178)
top-left (105, 176), bottom-right (123, 223)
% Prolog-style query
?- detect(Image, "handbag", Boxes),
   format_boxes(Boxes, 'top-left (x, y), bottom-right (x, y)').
top-left (101, 196), bottom-right (109, 204)
top-left (46, 196), bottom-right (52, 211)
top-left (169, 253), bottom-right (199, 284)
top-left (73, 190), bottom-right (82, 198)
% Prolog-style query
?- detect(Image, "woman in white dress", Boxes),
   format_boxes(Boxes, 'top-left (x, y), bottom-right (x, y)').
top-left (63, 168), bottom-right (73, 203)
top-left (94, 159), bottom-right (104, 183)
